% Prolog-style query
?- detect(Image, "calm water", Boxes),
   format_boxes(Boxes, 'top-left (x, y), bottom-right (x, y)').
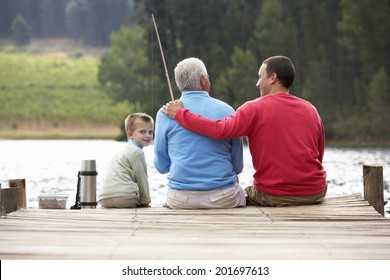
top-left (1, 140), bottom-right (389, 212)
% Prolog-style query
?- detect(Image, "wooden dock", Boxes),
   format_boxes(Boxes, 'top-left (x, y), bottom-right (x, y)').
top-left (1, 195), bottom-right (390, 260)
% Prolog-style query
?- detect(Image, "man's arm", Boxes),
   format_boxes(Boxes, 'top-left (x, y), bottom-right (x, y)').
top-left (162, 100), bottom-right (249, 140)
top-left (132, 151), bottom-right (151, 206)
top-left (318, 121), bottom-right (325, 163)
top-left (153, 111), bottom-right (171, 174)
top-left (230, 137), bottom-right (244, 174)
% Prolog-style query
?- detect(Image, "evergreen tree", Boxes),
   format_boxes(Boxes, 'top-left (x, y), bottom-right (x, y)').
top-left (215, 47), bottom-right (258, 108)
top-left (367, 67), bottom-right (390, 139)
top-left (250, 0), bottom-right (298, 60)
top-left (337, 0), bottom-right (390, 140)
top-left (11, 14), bottom-right (31, 46)
top-left (66, 0), bottom-right (133, 46)
top-left (39, 0), bottom-right (68, 37)
top-left (65, 0), bottom-right (86, 42)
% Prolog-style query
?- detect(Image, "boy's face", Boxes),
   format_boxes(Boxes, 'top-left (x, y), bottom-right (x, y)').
top-left (127, 121), bottom-right (154, 148)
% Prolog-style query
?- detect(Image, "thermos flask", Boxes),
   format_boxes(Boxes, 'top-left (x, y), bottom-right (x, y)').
top-left (80, 160), bottom-right (98, 209)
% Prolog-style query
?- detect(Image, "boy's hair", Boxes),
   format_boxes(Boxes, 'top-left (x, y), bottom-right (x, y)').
top-left (124, 113), bottom-right (154, 133)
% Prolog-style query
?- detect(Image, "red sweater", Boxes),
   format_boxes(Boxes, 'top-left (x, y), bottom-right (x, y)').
top-left (175, 93), bottom-right (326, 196)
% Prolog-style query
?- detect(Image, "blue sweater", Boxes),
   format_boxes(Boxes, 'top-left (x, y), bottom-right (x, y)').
top-left (154, 91), bottom-right (243, 191)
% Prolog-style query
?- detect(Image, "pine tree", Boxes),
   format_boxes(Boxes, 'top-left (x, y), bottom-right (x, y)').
top-left (11, 14), bottom-right (31, 46)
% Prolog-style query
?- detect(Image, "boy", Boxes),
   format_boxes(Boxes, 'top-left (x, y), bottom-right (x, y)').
top-left (98, 113), bottom-right (154, 208)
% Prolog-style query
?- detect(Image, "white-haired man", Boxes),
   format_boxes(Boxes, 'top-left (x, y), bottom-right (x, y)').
top-left (154, 57), bottom-right (247, 209)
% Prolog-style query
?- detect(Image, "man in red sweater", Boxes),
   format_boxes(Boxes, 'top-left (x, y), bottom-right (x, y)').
top-left (162, 56), bottom-right (327, 206)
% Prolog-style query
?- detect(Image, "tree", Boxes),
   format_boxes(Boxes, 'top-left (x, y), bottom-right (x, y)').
top-left (11, 14), bottom-right (31, 46)
top-left (250, 0), bottom-right (298, 60)
top-left (336, 0), bottom-right (390, 140)
top-left (98, 25), bottom-right (159, 114)
top-left (137, 0), bottom-right (261, 91)
top-left (65, 0), bottom-right (87, 42)
top-left (66, 0), bottom-right (134, 46)
top-left (284, 0), bottom-right (343, 135)
top-left (367, 67), bottom-right (390, 138)
top-left (338, 0), bottom-right (390, 78)
top-left (39, 0), bottom-right (68, 37)
top-left (215, 47), bottom-right (259, 108)
top-left (248, 0), bottom-right (299, 92)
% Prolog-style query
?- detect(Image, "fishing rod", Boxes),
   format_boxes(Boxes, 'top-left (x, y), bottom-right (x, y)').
top-left (151, 13), bottom-right (175, 101)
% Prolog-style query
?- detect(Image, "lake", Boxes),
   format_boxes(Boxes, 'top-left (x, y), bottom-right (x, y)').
top-left (1, 140), bottom-right (389, 214)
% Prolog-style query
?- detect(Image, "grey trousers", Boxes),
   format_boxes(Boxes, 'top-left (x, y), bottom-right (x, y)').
top-left (165, 184), bottom-right (247, 209)
top-left (99, 196), bottom-right (140, 208)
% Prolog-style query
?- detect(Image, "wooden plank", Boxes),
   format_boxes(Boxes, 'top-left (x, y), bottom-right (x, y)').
top-left (0, 179), bottom-right (26, 215)
top-left (363, 165), bottom-right (385, 216)
top-left (0, 195), bottom-right (389, 260)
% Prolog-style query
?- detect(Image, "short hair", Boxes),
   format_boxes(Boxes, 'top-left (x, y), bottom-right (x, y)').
top-left (174, 57), bottom-right (208, 92)
top-left (124, 113), bottom-right (154, 133)
top-left (263, 56), bottom-right (295, 89)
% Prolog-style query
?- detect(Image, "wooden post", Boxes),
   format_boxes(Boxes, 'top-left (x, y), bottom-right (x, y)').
top-left (0, 179), bottom-right (26, 215)
top-left (363, 165), bottom-right (384, 216)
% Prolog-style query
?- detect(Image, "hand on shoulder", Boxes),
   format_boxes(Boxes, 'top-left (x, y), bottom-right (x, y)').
top-left (161, 99), bottom-right (183, 119)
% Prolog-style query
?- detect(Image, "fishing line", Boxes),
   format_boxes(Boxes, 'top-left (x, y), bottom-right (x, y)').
top-left (150, 16), bottom-right (154, 116)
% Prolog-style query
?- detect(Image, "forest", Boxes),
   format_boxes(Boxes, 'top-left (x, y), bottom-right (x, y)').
top-left (1, 0), bottom-right (389, 143)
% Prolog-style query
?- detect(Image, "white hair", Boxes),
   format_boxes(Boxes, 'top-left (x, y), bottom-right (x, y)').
top-left (174, 57), bottom-right (208, 92)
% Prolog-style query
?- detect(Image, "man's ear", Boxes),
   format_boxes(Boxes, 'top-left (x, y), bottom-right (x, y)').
top-left (200, 75), bottom-right (207, 86)
top-left (270, 72), bottom-right (278, 84)
top-left (126, 131), bottom-right (132, 139)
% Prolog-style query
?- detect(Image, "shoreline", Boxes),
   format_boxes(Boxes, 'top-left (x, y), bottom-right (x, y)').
top-left (0, 125), bottom-right (121, 140)
top-left (0, 122), bottom-right (389, 145)
top-left (2, 132), bottom-right (389, 146)
top-left (1, 130), bottom-right (389, 146)
top-left (325, 140), bottom-right (390, 148)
